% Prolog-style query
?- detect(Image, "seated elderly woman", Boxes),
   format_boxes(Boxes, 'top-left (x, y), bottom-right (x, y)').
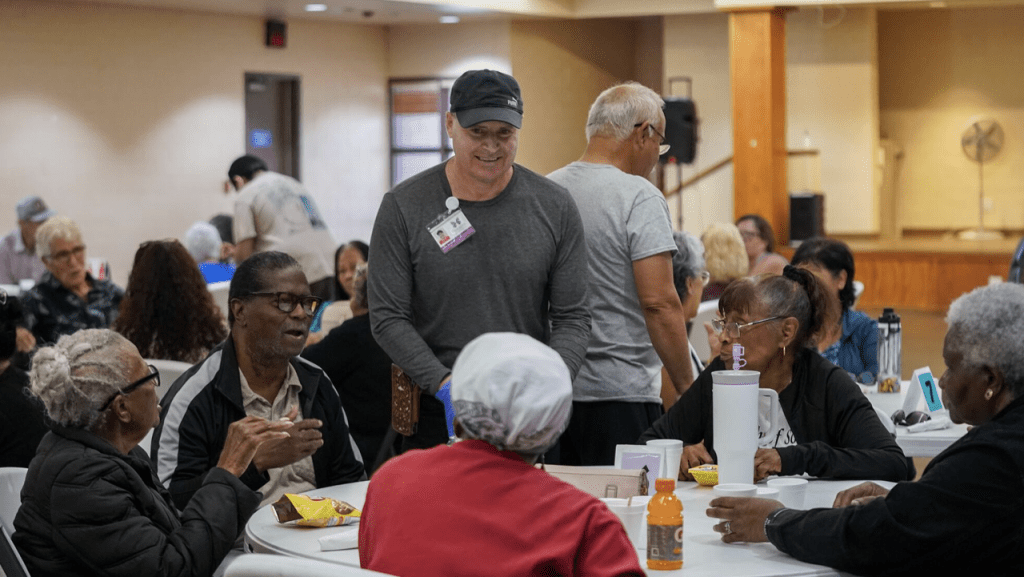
top-left (184, 221), bottom-right (236, 284)
top-left (791, 237), bottom-right (877, 383)
top-left (359, 332), bottom-right (644, 577)
top-left (112, 239), bottom-right (226, 364)
top-left (13, 328), bottom-right (292, 577)
top-left (21, 216), bottom-right (124, 345)
top-left (639, 266), bottom-right (910, 482)
top-left (700, 222), bottom-right (748, 302)
top-left (707, 282), bottom-right (1024, 575)
top-left (661, 231), bottom-right (710, 404)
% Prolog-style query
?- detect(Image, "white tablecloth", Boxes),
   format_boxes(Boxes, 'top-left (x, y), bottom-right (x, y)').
top-left (245, 478), bottom-right (893, 577)
top-left (860, 384), bottom-right (968, 457)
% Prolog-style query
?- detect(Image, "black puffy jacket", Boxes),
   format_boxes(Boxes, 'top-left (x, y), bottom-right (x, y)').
top-left (13, 426), bottom-right (259, 577)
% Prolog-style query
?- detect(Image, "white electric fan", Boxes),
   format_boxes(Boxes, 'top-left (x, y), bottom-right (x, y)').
top-left (957, 117), bottom-right (1004, 240)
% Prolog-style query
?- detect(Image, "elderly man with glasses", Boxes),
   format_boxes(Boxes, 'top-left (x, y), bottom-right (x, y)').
top-left (20, 215), bottom-right (124, 346)
top-left (152, 251), bottom-right (365, 511)
top-left (546, 82), bottom-right (694, 466)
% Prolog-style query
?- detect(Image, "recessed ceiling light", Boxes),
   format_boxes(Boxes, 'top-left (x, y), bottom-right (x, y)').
top-left (305, 3), bottom-right (328, 12)
top-left (439, 15), bottom-right (460, 24)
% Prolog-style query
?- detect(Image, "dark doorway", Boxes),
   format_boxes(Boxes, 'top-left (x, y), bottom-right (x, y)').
top-left (244, 73), bottom-right (300, 179)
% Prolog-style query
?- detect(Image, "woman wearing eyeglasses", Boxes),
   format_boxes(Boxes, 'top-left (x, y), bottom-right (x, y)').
top-left (639, 266), bottom-right (911, 483)
top-left (13, 328), bottom-right (292, 577)
top-left (706, 282), bottom-right (1024, 576)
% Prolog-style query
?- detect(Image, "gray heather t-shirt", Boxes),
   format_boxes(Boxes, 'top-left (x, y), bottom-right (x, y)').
top-left (368, 162), bottom-right (591, 391)
top-left (547, 162), bottom-right (676, 403)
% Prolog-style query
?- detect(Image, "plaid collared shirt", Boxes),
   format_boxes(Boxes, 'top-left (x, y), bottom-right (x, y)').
top-left (21, 271), bottom-right (124, 346)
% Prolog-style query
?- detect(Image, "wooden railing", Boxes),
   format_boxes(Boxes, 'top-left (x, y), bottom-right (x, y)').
top-left (662, 149), bottom-right (819, 199)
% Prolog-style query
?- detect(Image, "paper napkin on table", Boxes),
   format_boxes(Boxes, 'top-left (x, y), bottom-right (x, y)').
top-left (318, 527), bottom-right (359, 551)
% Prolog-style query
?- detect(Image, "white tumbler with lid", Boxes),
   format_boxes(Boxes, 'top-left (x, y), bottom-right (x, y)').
top-left (712, 370), bottom-right (760, 485)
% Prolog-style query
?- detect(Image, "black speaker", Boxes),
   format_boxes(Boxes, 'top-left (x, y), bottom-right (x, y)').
top-left (662, 97), bottom-right (698, 164)
top-left (789, 192), bottom-right (825, 245)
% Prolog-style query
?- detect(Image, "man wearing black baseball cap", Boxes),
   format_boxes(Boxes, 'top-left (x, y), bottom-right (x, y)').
top-left (368, 69), bottom-right (592, 451)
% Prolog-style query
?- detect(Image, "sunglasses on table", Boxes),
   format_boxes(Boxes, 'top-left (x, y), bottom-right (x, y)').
top-left (244, 292), bottom-right (323, 316)
top-left (100, 364), bottom-right (160, 411)
top-left (891, 409), bottom-right (931, 427)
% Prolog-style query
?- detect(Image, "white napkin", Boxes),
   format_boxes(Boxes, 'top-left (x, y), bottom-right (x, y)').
top-left (318, 527), bottom-right (359, 551)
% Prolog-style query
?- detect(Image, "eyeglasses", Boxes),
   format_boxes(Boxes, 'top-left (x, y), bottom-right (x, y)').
top-left (100, 364), bottom-right (160, 411)
top-left (633, 122), bottom-right (671, 156)
top-left (710, 316), bottom-right (785, 339)
top-left (739, 231), bottom-right (758, 241)
top-left (891, 409), bottom-right (931, 427)
top-left (245, 292), bottom-right (323, 316)
top-left (699, 270), bottom-right (711, 287)
top-left (46, 245), bottom-right (86, 265)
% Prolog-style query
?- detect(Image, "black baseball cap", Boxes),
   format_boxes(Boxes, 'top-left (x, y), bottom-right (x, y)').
top-left (450, 69), bottom-right (523, 129)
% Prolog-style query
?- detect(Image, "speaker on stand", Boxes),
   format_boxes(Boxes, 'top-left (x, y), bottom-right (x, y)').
top-left (661, 77), bottom-right (699, 230)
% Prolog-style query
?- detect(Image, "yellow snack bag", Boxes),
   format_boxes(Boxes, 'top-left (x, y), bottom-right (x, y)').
top-left (271, 494), bottom-right (362, 527)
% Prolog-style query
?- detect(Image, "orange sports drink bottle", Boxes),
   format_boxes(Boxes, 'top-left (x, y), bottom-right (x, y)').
top-left (647, 478), bottom-right (683, 570)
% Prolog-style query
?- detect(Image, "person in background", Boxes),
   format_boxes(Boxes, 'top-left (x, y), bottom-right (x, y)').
top-left (209, 214), bottom-right (236, 264)
top-left (368, 69), bottom-right (590, 451)
top-left (113, 240), bottom-right (227, 364)
top-left (0, 196), bottom-right (54, 285)
top-left (700, 222), bottom-right (748, 302)
top-left (21, 216), bottom-right (123, 346)
top-left (359, 332), bottom-right (644, 577)
top-left (737, 214), bottom-right (788, 277)
top-left (227, 155), bottom-right (336, 300)
top-left (0, 289), bottom-right (49, 468)
top-left (13, 328), bottom-right (292, 577)
top-left (640, 266), bottom-right (910, 483)
top-left (184, 221), bottom-right (237, 284)
top-left (307, 240), bottom-right (369, 344)
top-left (547, 82), bottom-right (693, 466)
top-left (791, 237), bottom-right (877, 384)
top-left (707, 282), bottom-right (1024, 576)
top-left (153, 251), bottom-right (365, 510)
top-left (661, 231), bottom-right (711, 406)
top-left (303, 263), bottom-right (395, 474)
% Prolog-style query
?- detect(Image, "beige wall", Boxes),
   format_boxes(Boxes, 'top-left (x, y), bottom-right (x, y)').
top-left (386, 21), bottom-right (512, 78)
top-left (510, 18), bottom-right (639, 176)
top-left (663, 8), bottom-right (879, 238)
top-left (880, 7), bottom-right (1024, 232)
top-left (1, 0), bottom-right (389, 286)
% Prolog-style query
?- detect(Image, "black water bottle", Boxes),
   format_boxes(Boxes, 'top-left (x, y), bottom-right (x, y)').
top-left (876, 308), bottom-right (901, 393)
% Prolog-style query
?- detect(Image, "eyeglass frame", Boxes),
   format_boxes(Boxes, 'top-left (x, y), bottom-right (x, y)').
top-left (44, 244), bottom-right (86, 265)
top-left (633, 122), bottom-right (671, 156)
top-left (697, 270), bottom-right (711, 287)
top-left (710, 315), bottom-right (786, 340)
top-left (100, 364), bottom-right (160, 412)
top-left (241, 291), bottom-right (323, 316)
top-left (890, 409), bottom-right (931, 427)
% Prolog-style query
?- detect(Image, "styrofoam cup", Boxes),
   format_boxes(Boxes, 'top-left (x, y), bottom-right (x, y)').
top-left (756, 487), bottom-right (780, 500)
top-left (600, 498), bottom-right (646, 549)
top-left (646, 439), bottom-right (683, 480)
top-left (712, 483), bottom-right (758, 498)
top-left (767, 477), bottom-right (808, 508)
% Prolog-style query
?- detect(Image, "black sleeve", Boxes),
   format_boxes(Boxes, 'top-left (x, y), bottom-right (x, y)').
top-left (637, 360), bottom-right (718, 445)
top-left (314, 373), bottom-right (367, 485)
top-left (777, 367), bottom-right (910, 481)
top-left (767, 443), bottom-right (1024, 575)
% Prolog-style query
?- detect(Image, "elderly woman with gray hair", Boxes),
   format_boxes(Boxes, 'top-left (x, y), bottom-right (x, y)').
top-left (359, 332), bottom-right (644, 577)
top-left (662, 231), bottom-right (710, 402)
top-left (12, 328), bottom-right (292, 577)
top-left (707, 282), bottom-right (1024, 575)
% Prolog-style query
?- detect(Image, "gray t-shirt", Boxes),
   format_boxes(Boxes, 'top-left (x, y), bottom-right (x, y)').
top-left (547, 162), bottom-right (676, 403)
top-left (368, 161), bottom-right (591, 391)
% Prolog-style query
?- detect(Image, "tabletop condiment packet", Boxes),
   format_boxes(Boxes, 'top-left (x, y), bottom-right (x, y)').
top-left (318, 527), bottom-right (360, 551)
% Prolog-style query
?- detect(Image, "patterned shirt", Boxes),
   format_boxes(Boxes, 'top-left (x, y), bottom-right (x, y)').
top-left (0, 229), bottom-right (46, 285)
top-left (822, 308), bottom-right (878, 384)
top-left (21, 271), bottom-right (124, 345)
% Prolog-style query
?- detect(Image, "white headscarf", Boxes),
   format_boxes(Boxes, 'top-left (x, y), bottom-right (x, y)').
top-left (451, 332), bottom-right (572, 455)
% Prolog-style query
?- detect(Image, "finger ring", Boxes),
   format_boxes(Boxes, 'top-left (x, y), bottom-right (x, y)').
top-left (724, 521), bottom-right (732, 534)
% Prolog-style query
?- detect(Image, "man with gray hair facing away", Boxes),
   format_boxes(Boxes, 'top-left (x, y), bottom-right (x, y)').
top-left (359, 332), bottom-right (644, 577)
top-left (548, 82), bottom-right (693, 466)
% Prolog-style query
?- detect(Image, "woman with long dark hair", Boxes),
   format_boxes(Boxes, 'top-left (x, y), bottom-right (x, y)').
top-left (113, 240), bottom-right (226, 363)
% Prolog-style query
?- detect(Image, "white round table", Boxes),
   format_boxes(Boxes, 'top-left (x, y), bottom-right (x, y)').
top-left (245, 478), bottom-right (892, 576)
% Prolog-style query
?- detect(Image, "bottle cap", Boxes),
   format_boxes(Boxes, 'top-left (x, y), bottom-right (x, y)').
top-left (655, 478), bottom-right (676, 492)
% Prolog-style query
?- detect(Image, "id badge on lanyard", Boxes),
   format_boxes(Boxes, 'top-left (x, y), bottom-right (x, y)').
top-left (427, 196), bottom-right (475, 254)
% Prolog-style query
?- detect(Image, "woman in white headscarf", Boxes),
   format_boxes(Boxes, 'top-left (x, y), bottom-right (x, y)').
top-left (359, 332), bottom-right (644, 577)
